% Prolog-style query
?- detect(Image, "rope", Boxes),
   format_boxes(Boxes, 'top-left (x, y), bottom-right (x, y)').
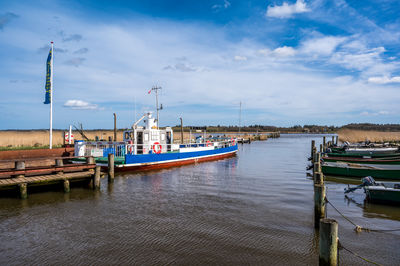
top-left (324, 197), bottom-right (400, 233)
top-left (338, 241), bottom-right (382, 265)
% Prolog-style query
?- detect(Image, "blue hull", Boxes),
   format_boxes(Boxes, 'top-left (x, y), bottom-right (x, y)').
top-left (124, 144), bottom-right (238, 166)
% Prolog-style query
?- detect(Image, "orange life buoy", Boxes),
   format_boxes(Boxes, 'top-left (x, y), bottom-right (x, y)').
top-left (206, 140), bottom-right (212, 147)
top-left (152, 142), bottom-right (162, 154)
top-left (231, 138), bottom-right (235, 145)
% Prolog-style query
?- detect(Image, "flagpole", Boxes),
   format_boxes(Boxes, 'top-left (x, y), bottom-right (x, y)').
top-left (49, 41), bottom-right (54, 149)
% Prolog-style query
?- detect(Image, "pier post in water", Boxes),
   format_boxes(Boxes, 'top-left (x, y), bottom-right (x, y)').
top-left (331, 136), bottom-right (335, 146)
top-left (320, 144), bottom-right (323, 153)
top-left (63, 180), bottom-right (70, 193)
top-left (311, 140), bottom-right (315, 157)
top-left (319, 218), bottom-right (338, 266)
top-left (19, 183), bottom-right (27, 199)
top-left (56, 158), bottom-right (64, 174)
top-left (314, 184), bottom-right (326, 228)
top-left (323, 136), bottom-right (326, 151)
top-left (15, 161), bottom-right (25, 178)
top-left (87, 156), bottom-right (95, 165)
top-left (108, 153), bottom-right (114, 182)
top-left (335, 136), bottom-right (339, 145)
top-left (94, 166), bottom-right (101, 190)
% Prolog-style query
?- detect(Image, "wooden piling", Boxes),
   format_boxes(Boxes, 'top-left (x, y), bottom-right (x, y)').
top-left (108, 153), bottom-right (114, 182)
top-left (56, 158), bottom-right (64, 174)
top-left (113, 113), bottom-right (117, 141)
top-left (94, 166), bottom-right (101, 189)
top-left (19, 183), bottom-right (27, 199)
top-left (180, 117), bottom-right (184, 144)
top-left (323, 136), bottom-right (326, 150)
top-left (331, 136), bottom-right (335, 146)
top-left (63, 180), bottom-right (70, 193)
top-left (320, 144), bottom-right (323, 153)
top-left (311, 140), bottom-right (315, 157)
top-left (15, 161), bottom-right (25, 178)
top-left (319, 218), bottom-right (338, 266)
top-left (87, 156), bottom-right (95, 165)
top-left (314, 184), bottom-right (326, 228)
top-left (335, 136), bottom-right (339, 145)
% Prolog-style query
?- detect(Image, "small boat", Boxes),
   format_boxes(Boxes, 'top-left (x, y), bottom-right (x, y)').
top-left (345, 176), bottom-right (400, 205)
top-left (74, 112), bottom-right (238, 171)
top-left (322, 161), bottom-right (400, 180)
top-left (327, 145), bottom-right (400, 158)
top-left (322, 156), bottom-right (400, 165)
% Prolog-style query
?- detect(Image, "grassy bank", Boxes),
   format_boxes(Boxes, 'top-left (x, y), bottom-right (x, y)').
top-left (338, 129), bottom-right (400, 143)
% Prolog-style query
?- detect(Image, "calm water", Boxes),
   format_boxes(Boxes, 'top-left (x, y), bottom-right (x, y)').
top-left (0, 134), bottom-right (399, 265)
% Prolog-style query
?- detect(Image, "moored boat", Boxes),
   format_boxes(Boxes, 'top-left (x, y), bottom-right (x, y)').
top-left (322, 156), bottom-right (400, 165)
top-left (322, 161), bottom-right (400, 180)
top-left (345, 176), bottom-right (400, 205)
top-left (74, 112), bottom-right (238, 171)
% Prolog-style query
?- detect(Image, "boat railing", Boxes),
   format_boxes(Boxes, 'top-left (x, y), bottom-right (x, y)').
top-left (75, 138), bottom-right (237, 157)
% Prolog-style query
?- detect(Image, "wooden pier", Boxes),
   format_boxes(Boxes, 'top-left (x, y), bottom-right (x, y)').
top-left (0, 156), bottom-right (102, 198)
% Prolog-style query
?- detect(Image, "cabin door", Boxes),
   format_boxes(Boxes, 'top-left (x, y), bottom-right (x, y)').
top-left (166, 132), bottom-right (171, 151)
top-left (137, 132), bottom-right (143, 154)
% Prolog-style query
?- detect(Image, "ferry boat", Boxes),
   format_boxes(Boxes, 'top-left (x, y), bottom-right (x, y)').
top-left (74, 112), bottom-right (238, 171)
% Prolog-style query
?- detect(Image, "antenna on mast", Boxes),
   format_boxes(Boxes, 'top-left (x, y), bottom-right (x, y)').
top-left (151, 86), bottom-right (162, 129)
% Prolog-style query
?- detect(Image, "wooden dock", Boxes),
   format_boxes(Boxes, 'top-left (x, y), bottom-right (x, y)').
top-left (0, 156), bottom-right (102, 198)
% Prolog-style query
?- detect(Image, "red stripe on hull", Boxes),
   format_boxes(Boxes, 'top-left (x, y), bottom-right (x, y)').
top-left (114, 151), bottom-right (237, 172)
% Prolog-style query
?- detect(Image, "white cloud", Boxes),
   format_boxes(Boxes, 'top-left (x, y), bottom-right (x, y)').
top-left (212, 0), bottom-right (231, 11)
top-left (360, 110), bottom-right (390, 116)
top-left (300, 36), bottom-right (347, 56)
top-left (272, 46), bottom-right (296, 57)
top-left (234, 55), bottom-right (247, 61)
top-left (368, 76), bottom-right (400, 84)
top-left (266, 0), bottom-right (310, 18)
top-left (64, 100), bottom-right (98, 110)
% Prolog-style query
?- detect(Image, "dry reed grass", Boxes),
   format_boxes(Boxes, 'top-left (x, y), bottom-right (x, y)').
top-left (338, 129), bottom-right (400, 143)
top-left (0, 130), bottom-right (266, 148)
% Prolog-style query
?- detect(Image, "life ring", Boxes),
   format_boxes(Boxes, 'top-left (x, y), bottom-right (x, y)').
top-left (152, 142), bottom-right (162, 154)
top-left (206, 140), bottom-right (212, 147)
top-left (231, 138), bottom-right (235, 145)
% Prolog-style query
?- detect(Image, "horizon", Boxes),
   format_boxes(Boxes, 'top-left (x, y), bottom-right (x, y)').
top-left (1, 0), bottom-right (400, 129)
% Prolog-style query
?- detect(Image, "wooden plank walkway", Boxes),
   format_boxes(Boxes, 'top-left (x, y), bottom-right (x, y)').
top-left (0, 170), bottom-right (94, 187)
top-left (0, 156), bottom-right (104, 198)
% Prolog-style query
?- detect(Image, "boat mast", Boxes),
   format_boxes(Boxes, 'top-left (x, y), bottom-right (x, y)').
top-left (151, 86), bottom-right (162, 129)
top-left (239, 101), bottom-right (242, 134)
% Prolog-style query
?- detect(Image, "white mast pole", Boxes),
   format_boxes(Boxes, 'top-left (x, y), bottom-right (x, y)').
top-left (49, 41), bottom-right (54, 149)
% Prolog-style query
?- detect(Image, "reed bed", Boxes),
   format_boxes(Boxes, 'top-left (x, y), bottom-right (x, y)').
top-left (338, 129), bottom-right (400, 143)
top-left (0, 130), bottom-right (268, 148)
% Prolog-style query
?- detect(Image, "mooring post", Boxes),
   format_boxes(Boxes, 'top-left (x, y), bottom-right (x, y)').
top-left (323, 136), bottom-right (326, 151)
top-left (311, 140), bottom-right (315, 157)
top-left (320, 144), bottom-right (323, 153)
top-left (19, 183), bottom-right (27, 199)
top-left (87, 156), bottom-right (95, 165)
top-left (56, 158), bottom-right (64, 174)
top-left (314, 184), bottom-right (326, 228)
top-left (113, 113), bottom-right (117, 141)
top-left (63, 180), bottom-right (70, 193)
top-left (313, 152), bottom-right (322, 182)
top-left (180, 117), bottom-right (184, 144)
top-left (319, 218), bottom-right (338, 266)
top-left (15, 161), bottom-right (25, 178)
top-left (312, 147), bottom-right (317, 163)
top-left (94, 166), bottom-right (101, 189)
top-left (108, 153), bottom-right (114, 182)
top-left (335, 136), bottom-right (339, 145)
top-left (331, 136), bottom-right (335, 146)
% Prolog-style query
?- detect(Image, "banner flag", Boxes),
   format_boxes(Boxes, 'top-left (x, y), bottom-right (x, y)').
top-left (44, 48), bottom-right (52, 104)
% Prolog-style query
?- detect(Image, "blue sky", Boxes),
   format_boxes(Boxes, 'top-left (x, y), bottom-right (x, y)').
top-left (1, 0), bottom-right (400, 129)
